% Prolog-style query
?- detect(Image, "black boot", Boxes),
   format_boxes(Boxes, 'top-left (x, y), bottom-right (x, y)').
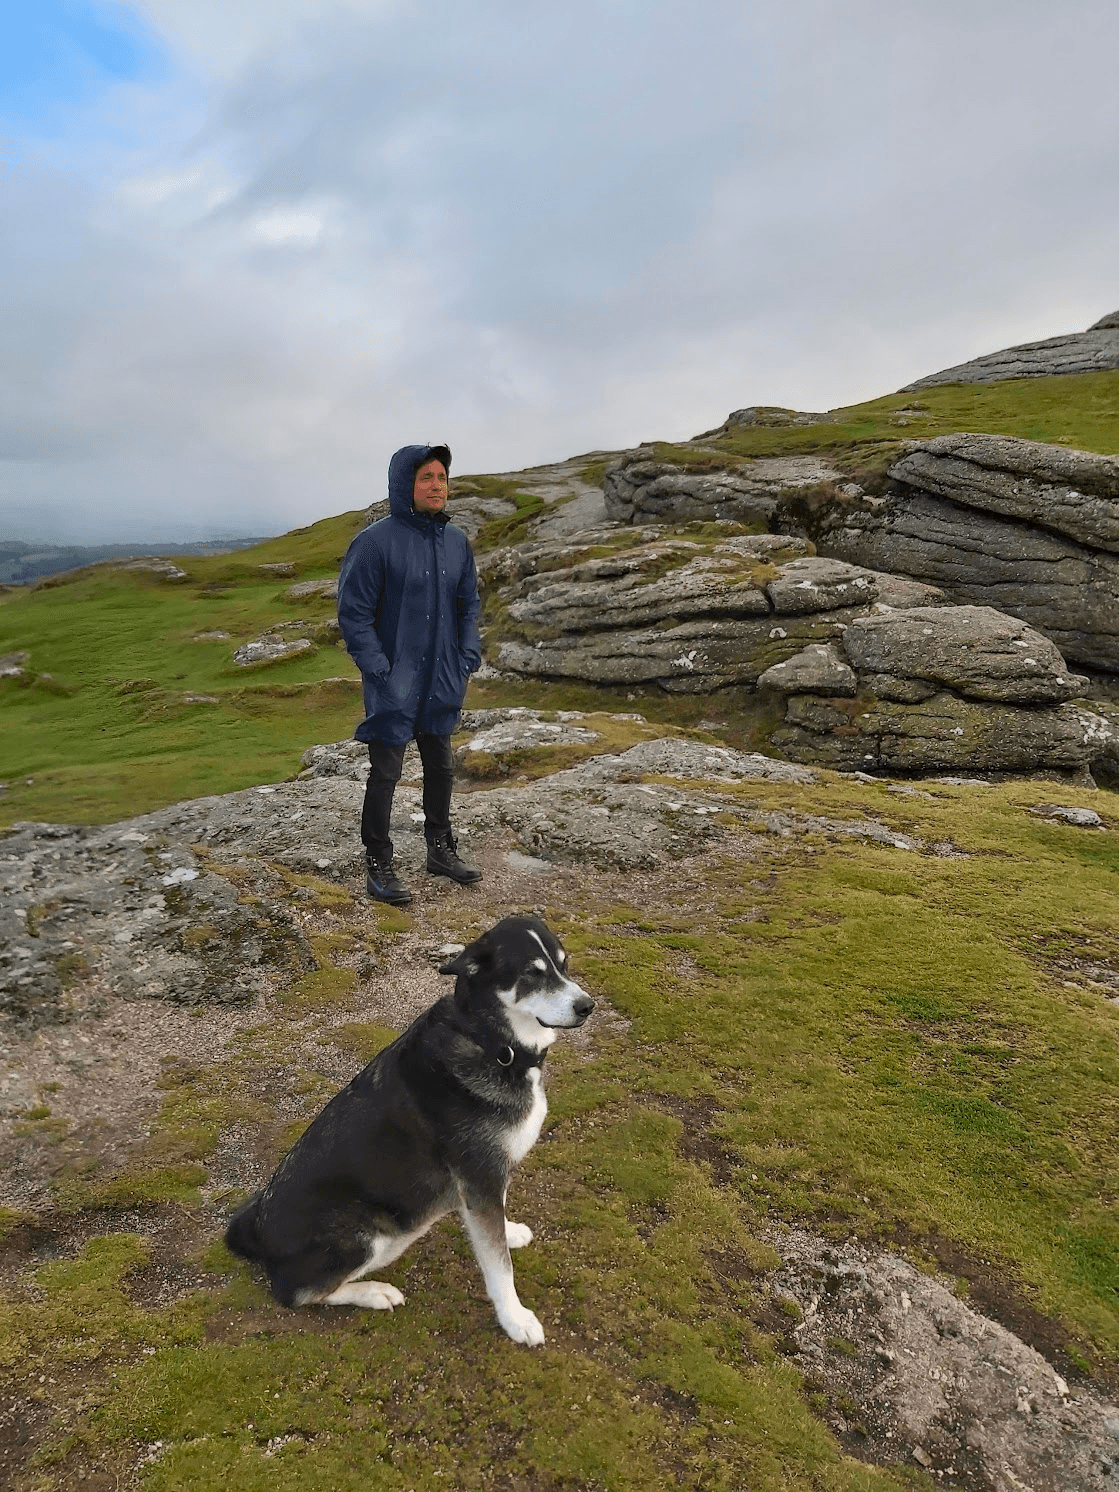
top-left (365, 854), bottom-right (412, 906)
top-left (426, 830), bottom-right (482, 885)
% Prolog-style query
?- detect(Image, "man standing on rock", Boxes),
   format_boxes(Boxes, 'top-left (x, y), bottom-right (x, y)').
top-left (337, 443), bottom-right (483, 905)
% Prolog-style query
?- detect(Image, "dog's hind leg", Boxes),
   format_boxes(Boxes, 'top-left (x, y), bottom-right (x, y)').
top-left (323, 1279), bottom-right (404, 1310)
top-left (459, 1200), bottom-right (544, 1346)
top-left (317, 1223), bottom-right (439, 1310)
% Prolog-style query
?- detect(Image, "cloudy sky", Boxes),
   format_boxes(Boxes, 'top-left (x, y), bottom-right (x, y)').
top-left (2, 0), bottom-right (1117, 543)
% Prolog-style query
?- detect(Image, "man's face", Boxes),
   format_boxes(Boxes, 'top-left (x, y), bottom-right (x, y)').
top-left (413, 459), bottom-right (449, 514)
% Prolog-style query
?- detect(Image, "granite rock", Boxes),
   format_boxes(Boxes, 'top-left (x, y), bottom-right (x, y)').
top-left (815, 437), bottom-right (1119, 672)
top-left (901, 315), bottom-right (1119, 389)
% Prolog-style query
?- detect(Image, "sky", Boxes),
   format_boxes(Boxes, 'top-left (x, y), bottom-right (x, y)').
top-left (1, 1), bottom-right (1117, 543)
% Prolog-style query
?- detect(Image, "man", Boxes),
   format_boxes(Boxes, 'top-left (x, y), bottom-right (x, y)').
top-left (337, 443), bottom-right (482, 905)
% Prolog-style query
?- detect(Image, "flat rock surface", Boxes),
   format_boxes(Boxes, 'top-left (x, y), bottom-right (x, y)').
top-left (888, 435), bottom-right (1119, 553)
top-left (770, 1229), bottom-right (1119, 1491)
top-left (901, 320), bottom-right (1119, 389)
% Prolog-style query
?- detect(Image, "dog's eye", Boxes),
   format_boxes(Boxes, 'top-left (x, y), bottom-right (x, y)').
top-left (530, 958), bottom-right (547, 974)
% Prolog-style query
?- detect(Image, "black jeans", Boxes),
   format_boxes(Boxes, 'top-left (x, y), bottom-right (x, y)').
top-left (361, 732), bottom-right (454, 862)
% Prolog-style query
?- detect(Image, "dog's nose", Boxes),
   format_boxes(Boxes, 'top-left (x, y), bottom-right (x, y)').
top-left (574, 995), bottom-right (595, 1020)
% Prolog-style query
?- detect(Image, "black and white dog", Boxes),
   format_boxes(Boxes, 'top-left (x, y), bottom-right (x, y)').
top-left (224, 915), bottom-right (593, 1346)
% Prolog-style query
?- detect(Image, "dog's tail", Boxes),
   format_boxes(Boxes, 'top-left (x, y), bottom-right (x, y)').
top-left (224, 1192), bottom-right (265, 1261)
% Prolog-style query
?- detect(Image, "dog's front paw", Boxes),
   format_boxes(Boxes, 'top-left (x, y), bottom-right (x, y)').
top-left (505, 1220), bottom-right (533, 1249)
top-left (500, 1306), bottom-right (545, 1347)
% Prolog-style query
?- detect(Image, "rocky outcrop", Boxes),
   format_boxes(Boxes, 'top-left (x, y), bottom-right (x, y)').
top-left (761, 605), bottom-right (1112, 777)
top-left (816, 435), bottom-right (1119, 673)
top-left (0, 812), bottom-right (313, 1027)
top-left (494, 532), bottom-right (945, 693)
top-left (285, 576), bottom-right (338, 600)
top-left (487, 521), bottom-right (1119, 775)
top-left (603, 452), bottom-right (854, 526)
top-left (901, 312), bottom-right (1119, 389)
top-left (0, 739), bottom-right (933, 1029)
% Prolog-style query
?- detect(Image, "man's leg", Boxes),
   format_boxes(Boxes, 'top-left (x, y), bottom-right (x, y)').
top-left (416, 733), bottom-right (481, 885)
top-left (362, 740), bottom-right (411, 904)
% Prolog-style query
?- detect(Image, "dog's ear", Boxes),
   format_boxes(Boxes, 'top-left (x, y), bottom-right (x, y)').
top-left (438, 936), bottom-right (489, 978)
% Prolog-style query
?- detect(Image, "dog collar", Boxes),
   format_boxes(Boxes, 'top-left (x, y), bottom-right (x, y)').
top-left (491, 1040), bottom-right (546, 1073)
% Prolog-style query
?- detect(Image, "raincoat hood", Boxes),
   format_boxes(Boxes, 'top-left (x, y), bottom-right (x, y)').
top-left (387, 444), bottom-right (452, 519)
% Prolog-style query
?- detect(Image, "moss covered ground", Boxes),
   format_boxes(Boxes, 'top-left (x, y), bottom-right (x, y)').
top-left (1, 769), bottom-right (1117, 1490)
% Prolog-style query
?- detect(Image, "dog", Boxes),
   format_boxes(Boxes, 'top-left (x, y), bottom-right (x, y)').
top-left (224, 915), bottom-right (593, 1346)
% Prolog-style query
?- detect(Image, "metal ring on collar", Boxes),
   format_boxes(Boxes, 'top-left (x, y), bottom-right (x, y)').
top-left (497, 1045), bottom-right (515, 1067)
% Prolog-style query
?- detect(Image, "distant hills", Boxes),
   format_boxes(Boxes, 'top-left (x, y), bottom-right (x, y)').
top-left (0, 536), bottom-right (273, 586)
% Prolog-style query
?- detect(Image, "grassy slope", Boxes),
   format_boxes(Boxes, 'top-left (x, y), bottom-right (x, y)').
top-left (4, 369), bottom-right (1119, 829)
top-left (2, 370), bottom-right (1118, 1488)
top-left (2, 774), bottom-right (1117, 1491)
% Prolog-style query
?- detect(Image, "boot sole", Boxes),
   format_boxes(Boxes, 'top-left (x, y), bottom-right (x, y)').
top-left (426, 864), bottom-right (482, 885)
top-left (366, 882), bottom-right (413, 905)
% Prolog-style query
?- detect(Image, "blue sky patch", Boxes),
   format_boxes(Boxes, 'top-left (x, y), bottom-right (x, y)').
top-left (0, 0), bottom-right (168, 128)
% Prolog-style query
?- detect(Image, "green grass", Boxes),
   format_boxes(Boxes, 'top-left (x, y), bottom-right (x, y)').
top-left (702, 368), bottom-right (1119, 464)
top-left (3, 773), bottom-right (1117, 1489)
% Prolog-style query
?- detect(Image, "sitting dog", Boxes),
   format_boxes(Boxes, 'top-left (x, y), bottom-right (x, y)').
top-left (224, 915), bottom-right (593, 1345)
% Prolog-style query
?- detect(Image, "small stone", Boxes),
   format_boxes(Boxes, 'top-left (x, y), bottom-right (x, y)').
top-left (1027, 804), bottom-right (1104, 828)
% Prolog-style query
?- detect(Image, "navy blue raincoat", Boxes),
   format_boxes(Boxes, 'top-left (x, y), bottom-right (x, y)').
top-left (337, 444), bottom-right (482, 746)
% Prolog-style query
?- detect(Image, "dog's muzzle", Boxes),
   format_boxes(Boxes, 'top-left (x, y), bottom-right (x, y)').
top-left (565, 993), bottom-right (595, 1028)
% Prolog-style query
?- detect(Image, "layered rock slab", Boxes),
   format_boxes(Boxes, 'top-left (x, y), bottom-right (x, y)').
top-left (603, 452), bottom-right (851, 526)
top-left (817, 435), bottom-right (1119, 673)
top-left (900, 312), bottom-right (1119, 389)
top-left (495, 536), bottom-right (945, 692)
top-left (760, 607), bottom-right (1111, 777)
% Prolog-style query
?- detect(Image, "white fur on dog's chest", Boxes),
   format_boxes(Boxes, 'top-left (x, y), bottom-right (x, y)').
top-left (504, 1067), bottom-right (547, 1164)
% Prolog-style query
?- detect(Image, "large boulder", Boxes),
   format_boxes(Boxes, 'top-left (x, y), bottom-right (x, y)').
top-left (815, 435), bottom-right (1119, 673)
top-left (759, 606), bottom-right (1108, 777)
top-left (900, 313), bottom-right (1119, 389)
top-left (889, 435), bottom-right (1119, 551)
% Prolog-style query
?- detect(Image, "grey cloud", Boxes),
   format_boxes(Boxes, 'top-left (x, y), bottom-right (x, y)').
top-left (3, 0), bottom-right (1118, 541)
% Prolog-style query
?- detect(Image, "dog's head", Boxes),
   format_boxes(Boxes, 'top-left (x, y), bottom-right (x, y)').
top-left (440, 916), bottom-right (595, 1034)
